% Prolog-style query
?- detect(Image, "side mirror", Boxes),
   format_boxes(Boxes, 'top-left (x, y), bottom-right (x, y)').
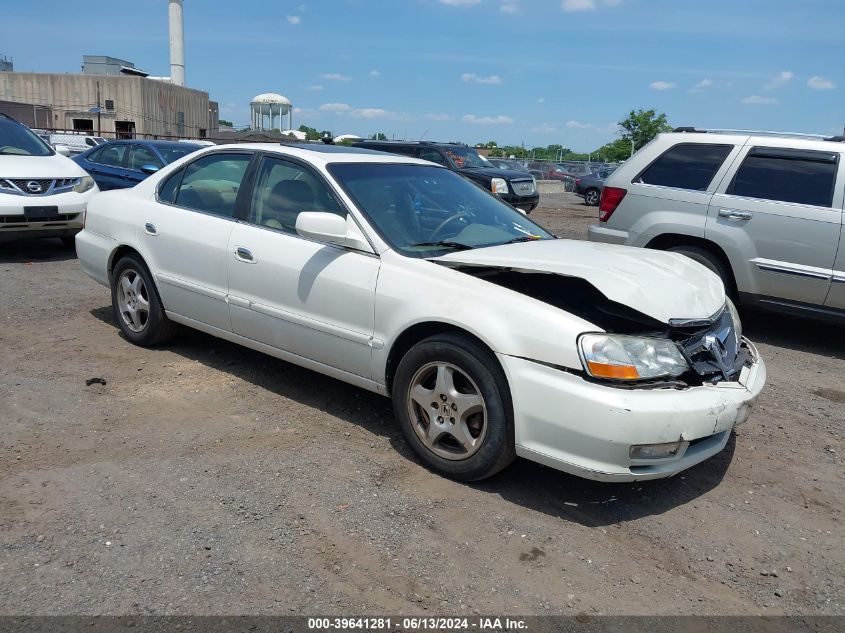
top-left (295, 212), bottom-right (373, 253)
top-left (140, 164), bottom-right (160, 174)
top-left (54, 144), bottom-right (71, 157)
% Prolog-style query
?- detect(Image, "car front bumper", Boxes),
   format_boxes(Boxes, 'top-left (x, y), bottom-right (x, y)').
top-left (501, 192), bottom-right (540, 212)
top-left (587, 222), bottom-right (629, 245)
top-left (0, 189), bottom-right (96, 242)
top-left (498, 339), bottom-right (766, 481)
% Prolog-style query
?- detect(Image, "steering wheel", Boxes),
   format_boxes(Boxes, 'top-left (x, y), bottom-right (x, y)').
top-left (429, 212), bottom-right (468, 242)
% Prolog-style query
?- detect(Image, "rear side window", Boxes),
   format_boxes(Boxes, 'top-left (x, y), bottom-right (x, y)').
top-left (727, 147), bottom-right (838, 207)
top-left (158, 168), bottom-right (183, 203)
top-left (636, 143), bottom-right (732, 191)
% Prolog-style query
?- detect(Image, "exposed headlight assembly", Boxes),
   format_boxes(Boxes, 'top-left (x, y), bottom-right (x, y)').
top-left (491, 177), bottom-right (508, 194)
top-left (73, 176), bottom-right (95, 194)
top-left (579, 333), bottom-right (689, 381)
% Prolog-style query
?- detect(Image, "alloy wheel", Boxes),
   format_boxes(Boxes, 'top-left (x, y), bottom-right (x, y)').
top-left (116, 269), bottom-right (150, 333)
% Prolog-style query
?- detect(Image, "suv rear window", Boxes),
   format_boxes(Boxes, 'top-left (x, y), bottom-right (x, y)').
top-left (727, 147), bottom-right (838, 207)
top-left (636, 143), bottom-right (732, 191)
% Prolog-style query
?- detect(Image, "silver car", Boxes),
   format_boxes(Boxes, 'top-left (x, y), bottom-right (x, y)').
top-left (588, 128), bottom-right (845, 321)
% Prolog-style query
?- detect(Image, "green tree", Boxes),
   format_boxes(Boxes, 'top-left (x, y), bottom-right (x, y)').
top-left (298, 125), bottom-right (322, 141)
top-left (618, 108), bottom-right (672, 152)
top-left (370, 132), bottom-right (388, 140)
top-left (218, 119), bottom-right (233, 127)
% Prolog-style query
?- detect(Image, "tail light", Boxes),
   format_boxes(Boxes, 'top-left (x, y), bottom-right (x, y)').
top-left (575, 178), bottom-right (581, 186)
top-left (598, 187), bottom-right (626, 222)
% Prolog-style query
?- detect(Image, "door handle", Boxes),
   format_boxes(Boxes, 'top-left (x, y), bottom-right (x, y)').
top-left (144, 222), bottom-right (158, 236)
top-left (718, 208), bottom-right (753, 221)
top-left (235, 246), bottom-right (256, 263)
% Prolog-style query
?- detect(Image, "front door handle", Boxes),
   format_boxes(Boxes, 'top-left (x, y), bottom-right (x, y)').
top-left (235, 246), bottom-right (256, 263)
top-left (718, 208), bottom-right (753, 221)
top-left (144, 222), bottom-right (158, 236)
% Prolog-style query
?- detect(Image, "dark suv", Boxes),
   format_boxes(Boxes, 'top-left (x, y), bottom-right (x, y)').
top-left (352, 141), bottom-right (540, 213)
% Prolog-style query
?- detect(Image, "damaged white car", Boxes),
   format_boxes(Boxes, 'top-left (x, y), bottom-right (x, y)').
top-left (76, 143), bottom-right (766, 481)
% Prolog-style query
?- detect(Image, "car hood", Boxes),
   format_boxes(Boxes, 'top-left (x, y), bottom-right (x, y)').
top-left (431, 239), bottom-right (725, 323)
top-left (0, 153), bottom-right (88, 178)
top-left (460, 166), bottom-right (532, 180)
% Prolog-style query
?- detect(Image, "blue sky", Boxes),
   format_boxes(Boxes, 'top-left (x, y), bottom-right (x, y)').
top-left (2, 0), bottom-right (843, 151)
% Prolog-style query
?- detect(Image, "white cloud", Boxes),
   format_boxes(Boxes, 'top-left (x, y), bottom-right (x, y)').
top-left (319, 102), bottom-right (352, 112)
top-left (461, 72), bottom-right (503, 85)
top-left (462, 114), bottom-right (514, 125)
top-left (425, 113), bottom-right (453, 121)
top-left (286, 15), bottom-right (301, 24)
top-left (500, 1), bottom-right (520, 13)
top-left (320, 73), bottom-right (353, 82)
top-left (293, 107), bottom-right (313, 115)
top-left (530, 123), bottom-right (557, 133)
top-left (351, 108), bottom-right (391, 119)
top-left (765, 70), bottom-right (794, 90)
top-left (808, 76), bottom-right (836, 90)
top-left (565, 120), bottom-right (593, 129)
top-left (439, 0), bottom-right (481, 5)
top-left (306, 85), bottom-right (324, 91)
top-left (690, 78), bottom-right (714, 93)
top-left (741, 95), bottom-right (778, 105)
top-left (650, 81), bottom-right (676, 91)
top-left (537, 97), bottom-right (545, 103)
top-left (369, 69), bottom-right (381, 77)
top-left (562, 0), bottom-right (621, 11)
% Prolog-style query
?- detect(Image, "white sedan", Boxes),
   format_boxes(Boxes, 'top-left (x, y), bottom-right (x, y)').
top-left (76, 143), bottom-right (766, 481)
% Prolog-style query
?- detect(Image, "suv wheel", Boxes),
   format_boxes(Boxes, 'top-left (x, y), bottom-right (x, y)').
top-left (111, 254), bottom-right (178, 346)
top-left (667, 245), bottom-right (735, 298)
top-left (584, 188), bottom-right (600, 206)
top-left (392, 333), bottom-right (515, 481)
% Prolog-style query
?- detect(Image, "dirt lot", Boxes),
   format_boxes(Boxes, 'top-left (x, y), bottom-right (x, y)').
top-left (1, 193), bottom-right (842, 616)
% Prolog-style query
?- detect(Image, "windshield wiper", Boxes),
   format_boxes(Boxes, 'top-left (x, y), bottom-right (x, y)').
top-left (409, 240), bottom-right (474, 251)
top-left (502, 235), bottom-right (543, 245)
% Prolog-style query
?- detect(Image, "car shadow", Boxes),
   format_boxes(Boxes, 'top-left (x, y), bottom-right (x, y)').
top-left (89, 305), bottom-right (735, 528)
top-left (741, 307), bottom-right (845, 360)
top-left (0, 237), bottom-right (77, 263)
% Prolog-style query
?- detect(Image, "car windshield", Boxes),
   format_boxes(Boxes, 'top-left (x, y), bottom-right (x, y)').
top-left (0, 120), bottom-right (53, 157)
top-left (158, 146), bottom-right (200, 164)
top-left (330, 163), bottom-right (554, 257)
top-left (441, 146), bottom-right (492, 169)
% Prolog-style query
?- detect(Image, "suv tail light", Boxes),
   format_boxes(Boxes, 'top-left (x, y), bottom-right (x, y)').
top-left (598, 187), bottom-right (626, 222)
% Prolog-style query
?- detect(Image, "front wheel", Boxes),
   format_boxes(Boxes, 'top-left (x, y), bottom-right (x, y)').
top-left (392, 333), bottom-right (515, 481)
top-left (584, 188), bottom-right (600, 206)
top-left (110, 254), bottom-right (178, 346)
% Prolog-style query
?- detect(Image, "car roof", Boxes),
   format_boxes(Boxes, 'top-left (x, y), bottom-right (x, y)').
top-left (206, 142), bottom-right (435, 167)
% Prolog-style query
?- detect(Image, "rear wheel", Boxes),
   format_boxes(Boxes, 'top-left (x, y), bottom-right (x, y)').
top-left (392, 333), bottom-right (515, 481)
top-left (584, 188), bottom-right (600, 206)
top-left (110, 254), bottom-right (178, 346)
top-left (667, 245), bottom-right (735, 299)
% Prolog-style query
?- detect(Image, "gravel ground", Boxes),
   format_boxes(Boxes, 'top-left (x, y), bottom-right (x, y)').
top-left (1, 193), bottom-right (842, 616)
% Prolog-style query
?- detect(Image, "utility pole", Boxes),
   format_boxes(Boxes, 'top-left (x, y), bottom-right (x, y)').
top-left (630, 138), bottom-right (635, 158)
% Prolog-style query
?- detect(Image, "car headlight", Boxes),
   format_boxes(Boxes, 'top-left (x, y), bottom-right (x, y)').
top-left (73, 176), bottom-right (95, 193)
top-left (578, 333), bottom-right (689, 381)
top-left (491, 177), bottom-right (508, 194)
top-left (725, 297), bottom-right (742, 342)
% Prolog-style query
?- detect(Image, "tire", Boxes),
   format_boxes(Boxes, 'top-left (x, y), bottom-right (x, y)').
top-left (392, 333), bottom-right (516, 481)
top-left (584, 188), bottom-right (600, 206)
top-left (110, 254), bottom-right (178, 346)
top-left (666, 245), bottom-right (736, 299)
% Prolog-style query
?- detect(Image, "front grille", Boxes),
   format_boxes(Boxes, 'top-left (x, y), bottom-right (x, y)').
top-left (0, 213), bottom-right (80, 224)
top-left (0, 178), bottom-right (77, 196)
top-left (671, 307), bottom-right (750, 381)
top-left (511, 179), bottom-right (536, 196)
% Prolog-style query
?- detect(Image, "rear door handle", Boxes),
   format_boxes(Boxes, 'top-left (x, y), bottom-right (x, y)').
top-left (144, 222), bottom-right (158, 236)
top-left (235, 246), bottom-right (256, 263)
top-left (718, 208), bottom-right (753, 221)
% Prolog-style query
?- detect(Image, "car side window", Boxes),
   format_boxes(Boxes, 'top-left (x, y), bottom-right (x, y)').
top-left (158, 168), bottom-right (184, 203)
top-left (418, 148), bottom-right (446, 165)
top-left (248, 157), bottom-right (345, 234)
top-left (93, 144), bottom-right (127, 167)
top-left (727, 147), bottom-right (838, 207)
top-left (636, 143), bottom-right (732, 191)
top-left (129, 145), bottom-right (162, 170)
top-left (174, 153), bottom-right (251, 218)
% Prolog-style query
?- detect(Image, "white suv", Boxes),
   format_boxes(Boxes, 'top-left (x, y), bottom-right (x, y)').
top-left (588, 128), bottom-right (845, 321)
top-left (0, 115), bottom-right (98, 245)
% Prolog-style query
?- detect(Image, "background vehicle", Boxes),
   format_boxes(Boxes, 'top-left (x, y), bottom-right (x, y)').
top-left (76, 143), bottom-right (763, 483)
top-left (0, 114), bottom-right (98, 245)
top-left (73, 140), bottom-right (204, 190)
top-left (47, 133), bottom-right (108, 155)
top-left (588, 128), bottom-right (845, 321)
top-left (353, 140), bottom-right (539, 213)
top-left (574, 167), bottom-right (616, 206)
top-left (487, 158), bottom-right (529, 173)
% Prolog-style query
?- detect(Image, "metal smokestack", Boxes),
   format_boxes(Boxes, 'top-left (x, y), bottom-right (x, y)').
top-left (168, 0), bottom-right (185, 86)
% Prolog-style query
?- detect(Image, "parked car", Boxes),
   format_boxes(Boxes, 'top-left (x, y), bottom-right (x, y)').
top-left (0, 114), bottom-right (98, 245)
top-left (525, 161), bottom-right (573, 181)
top-left (487, 158), bottom-right (529, 173)
top-left (76, 142), bottom-right (765, 482)
top-left (47, 133), bottom-right (108, 155)
top-left (73, 140), bottom-right (204, 190)
top-left (588, 128), bottom-right (845, 321)
top-left (353, 140), bottom-right (539, 213)
top-left (575, 167), bottom-right (616, 206)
